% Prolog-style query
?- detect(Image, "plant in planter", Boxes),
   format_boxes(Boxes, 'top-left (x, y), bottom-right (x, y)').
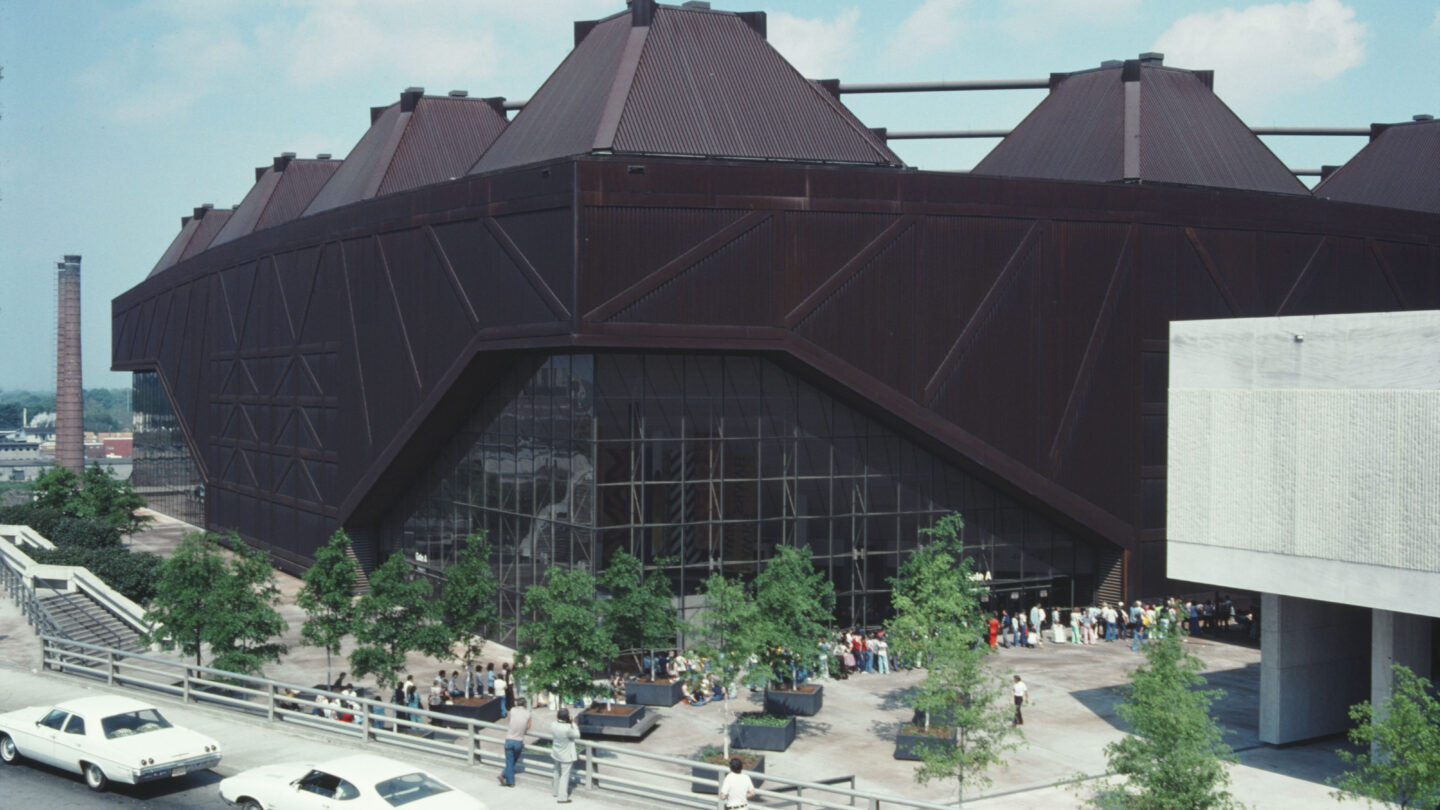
top-left (753, 545), bottom-right (835, 716)
top-left (688, 572), bottom-right (768, 759)
top-left (599, 550), bottom-right (679, 682)
top-left (729, 712), bottom-right (798, 752)
top-left (692, 746), bottom-right (765, 794)
top-left (887, 513), bottom-right (1022, 805)
top-left (518, 565), bottom-right (617, 707)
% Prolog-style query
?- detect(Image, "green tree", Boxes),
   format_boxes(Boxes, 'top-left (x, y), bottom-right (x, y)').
top-left (349, 552), bottom-right (450, 689)
top-left (206, 540), bottom-right (288, 676)
top-left (752, 544), bottom-right (834, 687)
top-left (519, 565), bottom-right (617, 704)
top-left (76, 463), bottom-right (149, 535)
top-left (889, 513), bottom-right (1019, 806)
top-left (145, 533), bottom-right (288, 675)
top-left (689, 572), bottom-right (765, 759)
top-left (439, 533), bottom-right (501, 673)
top-left (599, 550), bottom-right (678, 677)
top-left (1088, 632), bottom-right (1243, 810)
top-left (1330, 664), bottom-right (1440, 809)
top-left (30, 466), bottom-right (81, 514)
top-left (298, 529), bottom-right (359, 684)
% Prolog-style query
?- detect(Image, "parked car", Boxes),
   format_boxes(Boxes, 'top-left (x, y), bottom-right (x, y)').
top-left (219, 753), bottom-right (487, 809)
top-left (0, 694), bottom-right (222, 791)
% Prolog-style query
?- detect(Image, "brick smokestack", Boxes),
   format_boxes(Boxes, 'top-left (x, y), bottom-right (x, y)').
top-left (55, 255), bottom-right (84, 474)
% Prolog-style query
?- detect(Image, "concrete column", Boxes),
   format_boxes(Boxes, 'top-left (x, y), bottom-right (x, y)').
top-left (1260, 593), bottom-right (1371, 744)
top-left (1371, 609), bottom-right (1432, 715)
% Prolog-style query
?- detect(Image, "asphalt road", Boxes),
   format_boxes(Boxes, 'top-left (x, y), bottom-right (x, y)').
top-left (0, 755), bottom-right (231, 808)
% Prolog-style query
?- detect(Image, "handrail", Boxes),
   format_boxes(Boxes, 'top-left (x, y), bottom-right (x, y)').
top-left (39, 635), bottom-right (961, 810)
top-left (0, 524), bottom-right (152, 638)
top-left (0, 545), bottom-right (64, 638)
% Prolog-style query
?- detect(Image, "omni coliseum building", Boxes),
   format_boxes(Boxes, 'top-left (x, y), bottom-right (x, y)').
top-left (115, 1), bottom-right (1440, 642)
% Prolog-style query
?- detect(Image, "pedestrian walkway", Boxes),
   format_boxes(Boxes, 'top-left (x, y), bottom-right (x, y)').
top-left (0, 511), bottom-right (1353, 807)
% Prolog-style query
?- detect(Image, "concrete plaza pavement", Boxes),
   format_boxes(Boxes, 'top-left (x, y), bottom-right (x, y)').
top-left (0, 511), bottom-right (1355, 808)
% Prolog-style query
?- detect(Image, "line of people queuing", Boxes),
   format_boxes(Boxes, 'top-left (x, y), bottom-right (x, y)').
top-left (978, 596), bottom-right (1247, 652)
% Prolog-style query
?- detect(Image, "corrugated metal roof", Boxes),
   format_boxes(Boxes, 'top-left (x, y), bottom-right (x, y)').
top-left (308, 92), bottom-right (506, 216)
top-left (1313, 119), bottom-right (1440, 214)
top-left (471, 13), bottom-right (633, 174)
top-left (212, 158), bottom-right (342, 247)
top-left (148, 207), bottom-right (235, 278)
top-left (473, 4), bottom-right (901, 174)
top-left (379, 96), bottom-right (509, 195)
top-left (974, 60), bottom-right (1306, 195)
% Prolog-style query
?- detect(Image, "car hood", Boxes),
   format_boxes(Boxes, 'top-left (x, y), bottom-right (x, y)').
top-left (0, 706), bottom-right (51, 727)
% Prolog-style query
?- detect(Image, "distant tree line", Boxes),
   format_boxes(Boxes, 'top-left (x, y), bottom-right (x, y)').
top-left (0, 388), bottom-right (132, 433)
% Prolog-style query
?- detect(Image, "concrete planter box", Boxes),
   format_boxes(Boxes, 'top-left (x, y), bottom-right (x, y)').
top-left (728, 715), bottom-right (796, 752)
top-left (763, 684), bottom-right (823, 716)
top-left (626, 678), bottom-right (683, 707)
top-left (894, 724), bottom-right (956, 760)
top-left (434, 696), bottom-right (503, 728)
top-left (691, 753), bottom-right (765, 794)
top-left (576, 705), bottom-right (659, 738)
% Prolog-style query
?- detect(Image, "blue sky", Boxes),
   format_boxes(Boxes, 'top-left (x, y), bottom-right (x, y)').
top-left (1, 0), bottom-right (1436, 393)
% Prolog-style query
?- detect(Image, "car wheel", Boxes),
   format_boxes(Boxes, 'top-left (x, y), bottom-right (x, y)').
top-left (239, 800), bottom-right (264, 810)
top-left (83, 762), bottom-right (109, 792)
top-left (0, 734), bottom-right (18, 764)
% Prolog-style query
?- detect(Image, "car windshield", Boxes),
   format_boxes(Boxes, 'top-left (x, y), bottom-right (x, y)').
top-left (373, 772), bottom-right (453, 807)
top-left (101, 709), bottom-right (174, 739)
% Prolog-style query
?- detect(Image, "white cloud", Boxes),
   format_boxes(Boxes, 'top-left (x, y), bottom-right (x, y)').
top-left (768, 8), bottom-right (862, 78)
top-left (1154, 0), bottom-right (1367, 104)
top-left (886, 0), bottom-right (969, 64)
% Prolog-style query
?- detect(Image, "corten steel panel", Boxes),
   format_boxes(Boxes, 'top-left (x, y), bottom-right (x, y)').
top-left (378, 97), bottom-right (508, 196)
top-left (179, 209), bottom-right (234, 263)
top-left (213, 170), bottom-right (283, 246)
top-left (973, 70), bottom-right (1124, 183)
top-left (114, 156), bottom-right (1440, 601)
top-left (214, 159), bottom-right (342, 246)
top-left (1314, 120), bottom-right (1440, 214)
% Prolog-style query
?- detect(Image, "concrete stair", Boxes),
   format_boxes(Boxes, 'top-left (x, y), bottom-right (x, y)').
top-left (37, 589), bottom-right (149, 652)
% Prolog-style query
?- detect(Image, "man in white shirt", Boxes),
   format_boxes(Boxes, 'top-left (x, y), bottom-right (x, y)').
top-left (720, 757), bottom-right (756, 809)
top-left (1012, 675), bottom-right (1029, 726)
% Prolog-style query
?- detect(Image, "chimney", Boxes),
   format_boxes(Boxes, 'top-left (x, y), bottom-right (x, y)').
top-left (629, 0), bottom-right (656, 26)
top-left (1138, 52), bottom-right (1164, 66)
top-left (401, 86), bottom-right (425, 112)
top-left (55, 255), bottom-right (84, 474)
top-left (273, 152), bottom-right (296, 172)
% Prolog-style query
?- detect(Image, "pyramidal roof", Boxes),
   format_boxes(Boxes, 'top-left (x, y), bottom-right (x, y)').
top-left (148, 205), bottom-right (235, 278)
top-left (472, 0), bottom-right (902, 174)
top-left (1312, 116), bottom-right (1440, 214)
top-left (973, 54), bottom-right (1307, 195)
top-left (212, 154), bottom-right (342, 247)
top-left (306, 88), bottom-right (509, 216)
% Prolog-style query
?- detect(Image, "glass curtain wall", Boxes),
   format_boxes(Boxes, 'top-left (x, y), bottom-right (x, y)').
top-left (387, 352), bottom-right (1096, 639)
top-left (131, 370), bottom-right (205, 526)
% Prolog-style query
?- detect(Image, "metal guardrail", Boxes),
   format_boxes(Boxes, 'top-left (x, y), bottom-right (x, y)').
top-left (0, 524), bottom-right (152, 640)
top-left (0, 543), bottom-right (64, 639)
top-left (39, 635), bottom-right (959, 810)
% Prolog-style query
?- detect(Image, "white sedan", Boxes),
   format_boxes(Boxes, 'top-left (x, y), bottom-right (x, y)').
top-left (0, 694), bottom-right (222, 791)
top-left (219, 753), bottom-right (488, 810)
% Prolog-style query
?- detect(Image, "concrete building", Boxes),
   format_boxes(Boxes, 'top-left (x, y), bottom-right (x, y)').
top-left (1168, 311), bottom-right (1440, 744)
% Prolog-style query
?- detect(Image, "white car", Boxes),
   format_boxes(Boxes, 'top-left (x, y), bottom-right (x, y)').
top-left (0, 694), bottom-right (222, 791)
top-left (219, 753), bottom-right (488, 810)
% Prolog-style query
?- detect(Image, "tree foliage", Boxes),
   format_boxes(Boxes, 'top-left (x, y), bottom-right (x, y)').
top-left (890, 513), bottom-right (1020, 806)
top-left (689, 572), bottom-right (766, 758)
top-left (145, 532), bottom-right (288, 675)
top-left (752, 544), bottom-right (835, 686)
top-left (298, 529), bottom-right (359, 684)
top-left (1089, 632), bottom-right (1243, 810)
top-left (1330, 664), bottom-right (1440, 809)
top-left (27, 463), bottom-right (148, 535)
top-left (599, 550), bottom-right (678, 675)
top-left (519, 565), bottom-right (617, 703)
top-left (0, 502), bottom-right (160, 603)
top-left (439, 533), bottom-right (502, 669)
top-left (349, 552), bottom-right (449, 689)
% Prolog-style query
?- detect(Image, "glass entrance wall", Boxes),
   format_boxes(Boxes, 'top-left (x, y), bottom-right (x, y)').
top-left (131, 370), bottom-right (205, 526)
top-left (385, 351), bottom-right (1098, 637)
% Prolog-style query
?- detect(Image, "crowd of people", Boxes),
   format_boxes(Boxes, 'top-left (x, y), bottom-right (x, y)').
top-left (975, 596), bottom-right (1252, 652)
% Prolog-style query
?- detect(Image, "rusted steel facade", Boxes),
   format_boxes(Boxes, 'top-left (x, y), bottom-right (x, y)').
top-left (112, 154), bottom-right (1440, 617)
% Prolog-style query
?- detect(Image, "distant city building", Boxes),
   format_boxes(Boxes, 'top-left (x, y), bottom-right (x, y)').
top-left (113, 1), bottom-right (1440, 641)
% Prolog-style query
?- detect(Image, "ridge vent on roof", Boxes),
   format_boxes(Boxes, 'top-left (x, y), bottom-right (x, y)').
top-left (1100, 59), bottom-right (1123, 69)
top-left (682, 1), bottom-right (711, 7)
top-left (1138, 52), bottom-right (1164, 66)
top-left (449, 90), bottom-right (469, 98)
top-left (317, 153), bottom-right (333, 160)
top-left (1415, 114), bottom-right (1435, 122)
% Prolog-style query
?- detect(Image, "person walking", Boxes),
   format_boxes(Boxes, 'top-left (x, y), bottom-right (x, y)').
top-left (549, 707), bottom-right (581, 803)
top-left (499, 696), bottom-right (531, 787)
top-left (875, 634), bottom-right (890, 675)
top-left (1012, 675), bottom-right (1029, 726)
top-left (720, 757), bottom-right (757, 809)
